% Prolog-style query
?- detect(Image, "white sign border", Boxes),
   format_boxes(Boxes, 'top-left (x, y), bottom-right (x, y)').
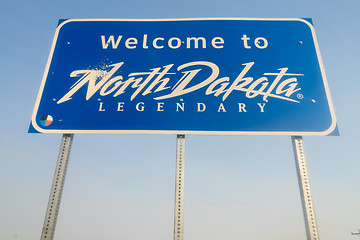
top-left (30, 18), bottom-right (337, 136)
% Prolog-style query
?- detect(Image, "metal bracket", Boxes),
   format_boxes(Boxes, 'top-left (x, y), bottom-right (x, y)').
top-left (292, 136), bottom-right (320, 240)
top-left (174, 135), bottom-right (185, 240)
top-left (40, 134), bottom-right (74, 240)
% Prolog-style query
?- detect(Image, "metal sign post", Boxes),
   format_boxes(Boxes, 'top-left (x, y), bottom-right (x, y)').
top-left (292, 136), bottom-right (319, 240)
top-left (40, 134), bottom-right (74, 240)
top-left (174, 135), bottom-right (185, 240)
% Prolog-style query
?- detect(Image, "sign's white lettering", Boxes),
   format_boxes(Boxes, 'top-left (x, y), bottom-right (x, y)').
top-left (97, 101), bottom-right (267, 113)
top-left (101, 35), bottom-right (269, 50)
top-left (57, 61), bottom-right (303, 104)
top-left (101, 35), bottom-right (226, 50)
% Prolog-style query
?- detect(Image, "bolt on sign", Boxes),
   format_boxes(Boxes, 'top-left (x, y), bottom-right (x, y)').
top-left (29, 18), bottom-right (337, 135)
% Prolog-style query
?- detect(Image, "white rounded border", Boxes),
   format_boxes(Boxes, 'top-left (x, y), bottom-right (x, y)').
top-left (31, 18), bottom-right (337, 136)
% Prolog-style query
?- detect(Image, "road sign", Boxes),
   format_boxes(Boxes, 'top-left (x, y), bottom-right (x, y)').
top-left (29, 18), bottom-right (337, 135)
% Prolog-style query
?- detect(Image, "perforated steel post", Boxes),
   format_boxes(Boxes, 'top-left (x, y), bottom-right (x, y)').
top-left (292, 136), bottom-right (320, 240)
top-left (174, 135), bottom-right (185, 240)
top-left (40, 134), bottom-right (74, 240)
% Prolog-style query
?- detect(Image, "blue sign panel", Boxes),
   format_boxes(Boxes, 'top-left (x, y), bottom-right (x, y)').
top-left (29, 18), bottom-right (337, 135)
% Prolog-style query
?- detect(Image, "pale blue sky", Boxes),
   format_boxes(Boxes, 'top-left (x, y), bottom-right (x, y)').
top-left (1, 0), bottom-right (359, 240)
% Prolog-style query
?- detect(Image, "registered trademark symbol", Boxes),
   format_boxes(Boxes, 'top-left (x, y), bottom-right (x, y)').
top-left (297, 93), bottom-right (303, 99)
